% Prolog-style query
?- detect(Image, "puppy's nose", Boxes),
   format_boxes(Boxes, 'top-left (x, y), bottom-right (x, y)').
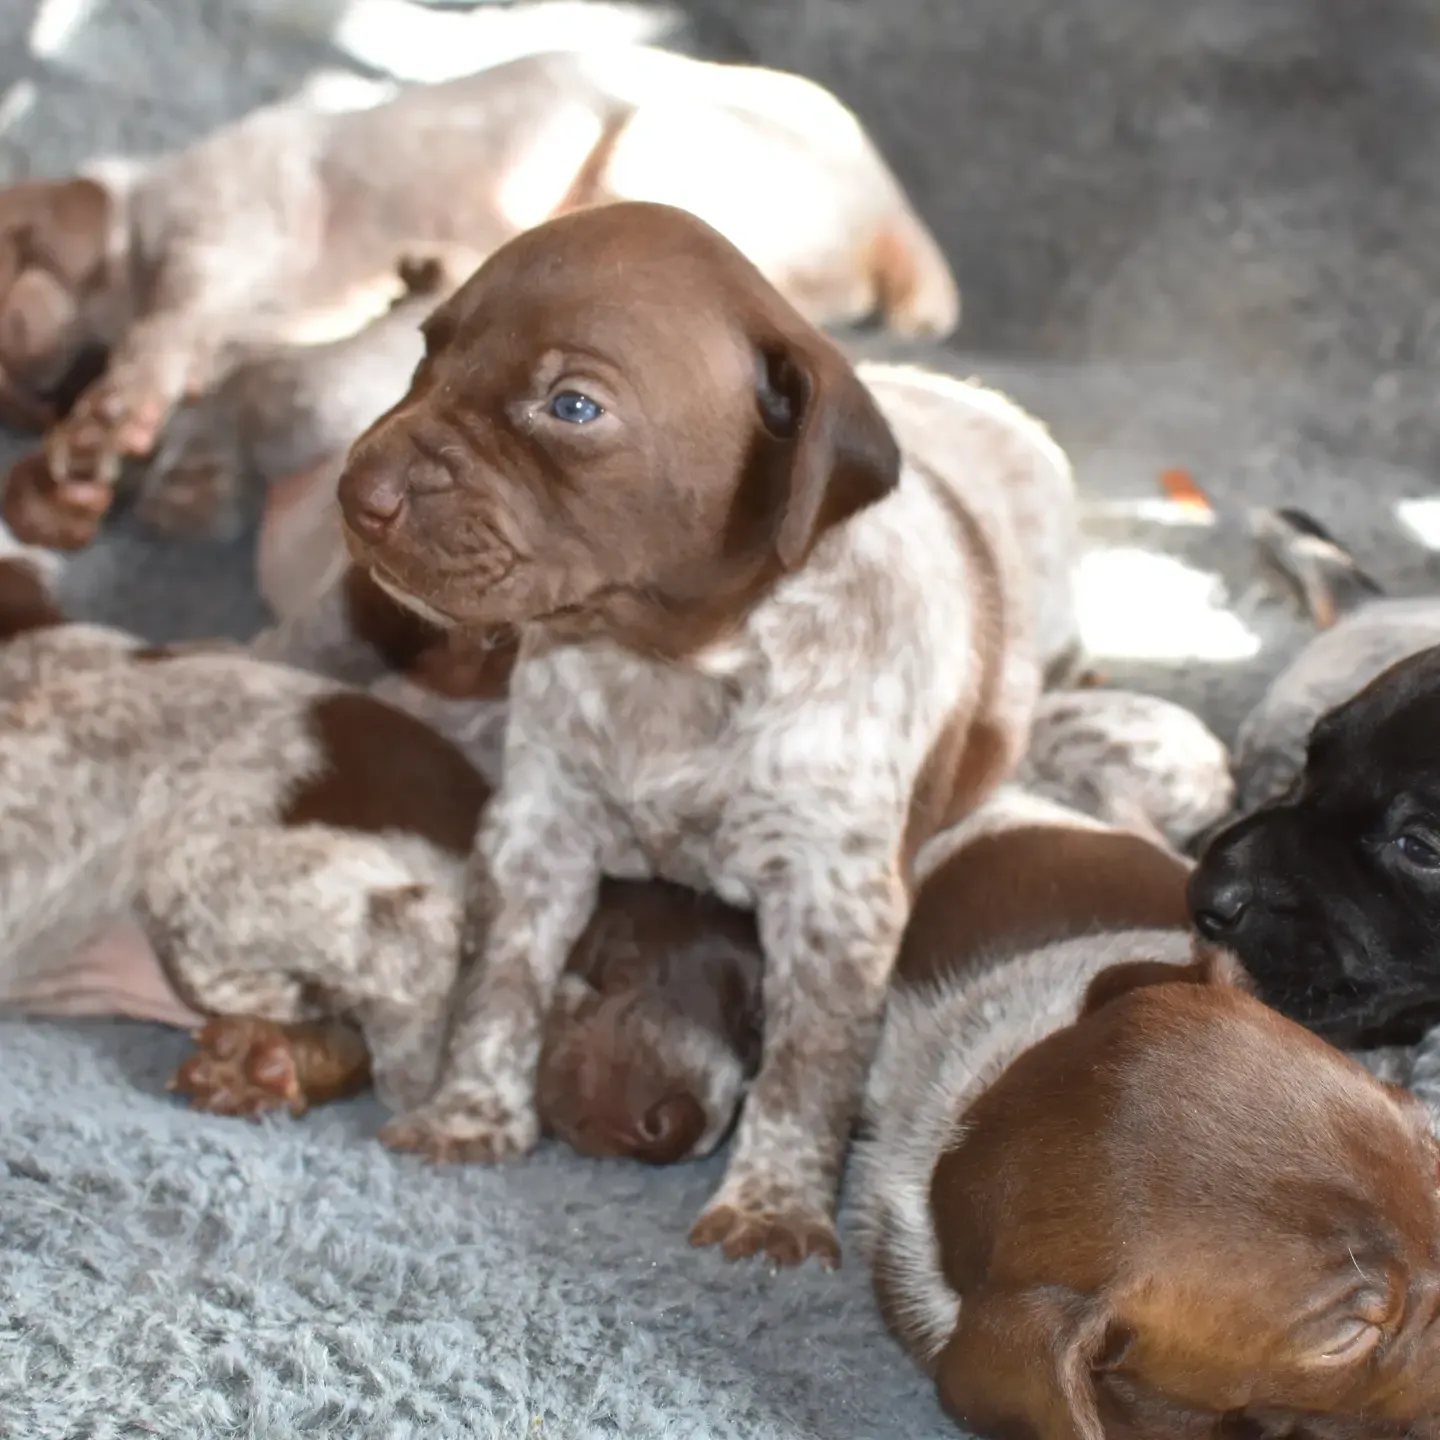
top-left (337, 461), bottom-right (408, 542)
top-left (1188, 867), bottom-right (1253, 938)
top-left (633, 1093), bottom-right (706, 1164)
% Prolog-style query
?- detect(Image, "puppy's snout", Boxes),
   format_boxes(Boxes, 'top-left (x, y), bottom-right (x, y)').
top-left (1188, 864), bottom-right (1254, 939)
top-left (337, 459), bottom-right (407, 542)
top-left (635, 1093), bottom-right (706, 1164)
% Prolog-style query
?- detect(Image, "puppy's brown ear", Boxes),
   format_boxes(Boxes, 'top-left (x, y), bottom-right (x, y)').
top-left (1080, 943), bottom-right (1255, 1017)
top-left (21, 179), bottom-right (110, 289)
top-left (935, 1284), bottom-right (1127, 1440)
top-left (753, 337), bottom-right (901, 569)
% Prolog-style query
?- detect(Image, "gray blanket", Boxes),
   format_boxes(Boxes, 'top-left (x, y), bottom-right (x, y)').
top-left (3, 0), bottom-right (1439, 1434)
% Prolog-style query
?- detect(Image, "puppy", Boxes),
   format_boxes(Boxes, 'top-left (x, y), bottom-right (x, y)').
top-left (0, 46), bottom-right (957, 538)
top-left (1191, 642), bottom-right (1440, 1049)
top-left (0, 538), bottom-right (758, 1161)
top-left (1233, 507), bottom-right (1440, 813)
top-left (172, 877), bottom-right (763, 1167)
top-left (855, 793), bottom-right (1440, 1440)
top-left (332, 199), bottom-right (1077, 1267)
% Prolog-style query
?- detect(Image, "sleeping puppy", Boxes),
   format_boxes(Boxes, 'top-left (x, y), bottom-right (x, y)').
top-left (1191, 642), bottom-right (1440, 1049)
top-left (855, 792), bottom-right (1440, 1440)
top-left (0, 529), bottom-right (756, 1160)
top-left (332, 200), bottom-right (1079, 1268)
top-left (0, 46), bottom-right (958, 541)
top-left (1233, 507), bottom-right (1440, 813)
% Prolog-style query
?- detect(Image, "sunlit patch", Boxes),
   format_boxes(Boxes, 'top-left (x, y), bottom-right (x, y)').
top-left (326, 0), bottom-right (673, 85)
top-left (28, 0), bottom-right (98, 56)
top-left (290, 68), bottom-right (397, 115)
top-left (0, 81), bottom-right (36, 137)
top-left (1081, 496), bottom-right (1219, 528)
top-left (1396, 498), bottom-right (1440, 552)
top-left (497, 107), bottom-right (605, 232)
top-left (1075, 547), bottom-right (1262, 662)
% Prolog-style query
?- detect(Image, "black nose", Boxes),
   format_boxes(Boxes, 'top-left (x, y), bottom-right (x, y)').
top-left (1188, 866), bottom-right (1254, 939)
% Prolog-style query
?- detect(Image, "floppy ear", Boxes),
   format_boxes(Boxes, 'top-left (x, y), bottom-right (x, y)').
top-left (1080, 943), bottom-right (1255, 1018)
top-left (753, 337), bottom-right (901, 569)
top-left (935, 1284), bottom-right (1129, 1440)
top-left (21, 179), bottom-right (110, 289)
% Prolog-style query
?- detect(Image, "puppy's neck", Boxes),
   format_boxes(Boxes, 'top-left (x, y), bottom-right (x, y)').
top-left (900, 788), bottom-right (1192, 992)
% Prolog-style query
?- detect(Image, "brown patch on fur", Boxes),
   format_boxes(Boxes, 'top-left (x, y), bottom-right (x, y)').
top-left (897, 823), bottom-right (1191, 989)
top-left (340, 565), bottom-right (444, 670)
top-left (922, 966), bottom-right (1440, 1438)
top-left (537, 878), bottom-right (764, 1164)
top-left (0, 555), bottom-right (62, 639)
top-left (283, 692), bottom-right (492, 855)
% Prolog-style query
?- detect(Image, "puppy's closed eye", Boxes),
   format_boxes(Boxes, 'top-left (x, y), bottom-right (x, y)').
top-left (1295, 1290), bottom-right (1388, 1369)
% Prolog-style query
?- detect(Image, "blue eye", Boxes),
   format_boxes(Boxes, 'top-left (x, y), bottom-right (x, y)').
top-left (548, 391), bottom-right (602, 424)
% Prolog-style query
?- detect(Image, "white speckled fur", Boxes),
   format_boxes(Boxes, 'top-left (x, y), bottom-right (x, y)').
top-left (1017, 688), bottom-right (1235, 849)
top-left (400, 362), bottom-right (1079, 1255)
top-left (0, 563), bottom-right (468, 1111)
top-left (43, 46), bottom-right (960, 494)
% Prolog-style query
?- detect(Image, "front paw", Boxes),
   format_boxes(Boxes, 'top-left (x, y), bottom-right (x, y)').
top-left (379, 1092), bottom-right (540, 1164)
top-left (168, 1016), bottom-right (310, 1118)
top-left (2, 449), bottom-right (111, 549)
top-left (688, 1194), bottom-right (841, 1270)
top-left (46, 376), bottom-right (167, 488)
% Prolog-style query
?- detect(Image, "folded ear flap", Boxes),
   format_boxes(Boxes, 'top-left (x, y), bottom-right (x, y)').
top-left (753, 338), bottom-right (901, 570)
top-left (29, 179), bottom-right (111, 290)
top-left (1080, 943), bottom-right (1255, 1018)
top-left (934, 1285), bottom-right (1128, 1440)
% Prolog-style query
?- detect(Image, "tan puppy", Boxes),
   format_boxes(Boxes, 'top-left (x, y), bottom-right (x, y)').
top-left (333, 200), bottom-right (1078, 1267)
top-left (0, 47), bottom-right (957, 543)
top-left (855, 791), bottom-right (1440, 1440)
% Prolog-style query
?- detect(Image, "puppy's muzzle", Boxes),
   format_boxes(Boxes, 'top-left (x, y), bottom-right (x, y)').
top-left (1188, 836), bottom-right (1258, 940)
top-left (337, 458), bottom-right (407, 543)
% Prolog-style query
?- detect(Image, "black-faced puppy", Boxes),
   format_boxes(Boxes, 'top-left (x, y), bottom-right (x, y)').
top-left (334, 200), bottom-right (1079, 1268)
top-left (856, 793), bottom-right (1440, 1440)
top-left (1192, 643), bottom-right (1440, 1048)
top-left (1, 47), bottom-right (958, 536)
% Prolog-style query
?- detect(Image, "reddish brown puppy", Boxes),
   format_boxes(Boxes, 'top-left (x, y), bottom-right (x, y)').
top-left (856, 789), bottom-right (1440, 1440)
top-left (333, 200), bottom-right (1079, 1268)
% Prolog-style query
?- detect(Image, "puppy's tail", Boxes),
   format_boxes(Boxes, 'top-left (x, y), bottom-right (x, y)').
top-left (869, 208), bottom-right (961, 341)
top-left (1247, 506), bottom-right (1383, 630)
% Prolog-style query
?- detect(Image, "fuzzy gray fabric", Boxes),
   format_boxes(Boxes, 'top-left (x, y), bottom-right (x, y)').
top-left (4, 0), bottom-right (1440, 1434)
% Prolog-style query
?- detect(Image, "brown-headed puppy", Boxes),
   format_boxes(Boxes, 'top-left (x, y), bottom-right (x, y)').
top-left (332, 200), bottom-right (1079, 1269)
top-left (855, 790), bottom-right (1440, 1440)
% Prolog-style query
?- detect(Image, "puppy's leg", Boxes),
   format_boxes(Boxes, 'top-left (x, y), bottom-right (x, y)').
top-left (139, 825), bottom-right (463, 1115)
top-left (379, 763), bottom-right (603, 1163)
top-left (689, 843), bottom-right (908, 1269)
top-left (45, 306), bottom-right (226, 491)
